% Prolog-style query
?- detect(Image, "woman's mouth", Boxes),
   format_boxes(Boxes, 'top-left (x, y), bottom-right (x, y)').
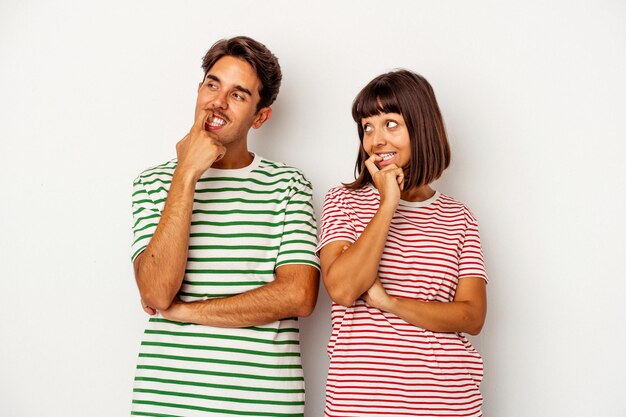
top-left (378, 152), bottom-right (396, 161)
top-left (375, 152), bottom-right (398, 167)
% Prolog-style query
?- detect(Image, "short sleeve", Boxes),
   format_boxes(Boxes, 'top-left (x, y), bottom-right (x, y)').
top-left (316, 187), bottom-right (358, 253)
top-left (275, 173), bottom-right (320, 270)
top-left (130, 175), bottom-right (161, 262)
top-left (458, 217), bottom-right (488, 282)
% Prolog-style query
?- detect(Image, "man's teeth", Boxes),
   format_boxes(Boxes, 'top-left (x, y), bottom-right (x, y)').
top-left (379, 152), bottom-right (396, 161)
top-left (208, 116), bottom-right (226, 127)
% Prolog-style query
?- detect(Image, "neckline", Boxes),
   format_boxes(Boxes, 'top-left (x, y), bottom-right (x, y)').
top-left (399, 190), bottom-right (440, 207)
top-left (366, 183), bottom-right (441, 207)
top-left (200, 153), bottom-right (261, 178)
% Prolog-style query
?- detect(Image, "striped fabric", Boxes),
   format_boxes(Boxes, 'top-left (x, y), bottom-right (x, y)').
top-left (318, 185), bottom-right (488, 417)
top-left (130, 154), bottom-right (319, 417)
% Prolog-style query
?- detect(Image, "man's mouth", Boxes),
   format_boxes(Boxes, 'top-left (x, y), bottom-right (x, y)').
top-left (205, 114), bottom-right (228, 130)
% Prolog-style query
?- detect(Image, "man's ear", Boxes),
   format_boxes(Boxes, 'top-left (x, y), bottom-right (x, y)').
top-left (252, 107), bottom-right (272, 129)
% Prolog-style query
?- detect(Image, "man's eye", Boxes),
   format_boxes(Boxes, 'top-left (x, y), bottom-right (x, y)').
top-left (232, 92), bottom-right (244, 101)
top-left (387, 120), bottom-right (398, 128)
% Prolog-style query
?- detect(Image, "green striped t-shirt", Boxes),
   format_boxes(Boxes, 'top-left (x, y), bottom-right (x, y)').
top-left (130, 154), bottom-right (319, 417)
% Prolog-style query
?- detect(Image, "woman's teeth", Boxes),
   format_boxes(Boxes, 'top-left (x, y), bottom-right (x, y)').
top-left (379, 152), bottom-right (396, 161)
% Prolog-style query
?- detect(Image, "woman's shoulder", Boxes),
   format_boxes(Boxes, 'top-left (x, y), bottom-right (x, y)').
top-left (436, 193), bottom-right (479, 223)
top-left (325, 184), bottom-right (375, 200)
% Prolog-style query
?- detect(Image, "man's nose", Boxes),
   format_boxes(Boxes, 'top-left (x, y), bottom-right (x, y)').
top-left (212, 91), bottom-right (229, 109)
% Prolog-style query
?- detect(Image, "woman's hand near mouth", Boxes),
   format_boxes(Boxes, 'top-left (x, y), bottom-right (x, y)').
top-left (365, 153), bottom-right (403, 210)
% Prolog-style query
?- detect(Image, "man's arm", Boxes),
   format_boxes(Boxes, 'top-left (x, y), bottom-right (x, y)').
top-left (159, 264), bottom-right (320, 327)
top-left (134, 109), bottom-right (225, 310)
top-left (133, 171), bottom-right (197, 311)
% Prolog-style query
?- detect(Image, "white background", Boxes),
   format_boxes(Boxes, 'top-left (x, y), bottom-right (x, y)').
top-left (1, 1), bottom-right (625, 416)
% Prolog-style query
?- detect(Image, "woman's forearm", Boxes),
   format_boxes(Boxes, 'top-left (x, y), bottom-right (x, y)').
top-left (322, 204), bottom-right (396, 306)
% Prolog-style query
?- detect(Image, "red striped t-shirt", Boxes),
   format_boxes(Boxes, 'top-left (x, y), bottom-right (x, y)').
top-left (318, 184), bottom-right (488, 417)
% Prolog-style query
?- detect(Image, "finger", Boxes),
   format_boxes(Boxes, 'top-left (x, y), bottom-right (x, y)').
top-left (362, 296), bottom-right (369, 304)
top-left (378, 165), bottom-right (404, 190)
top-left (192, 108), bottom-right (214, 133)
top-left (213, 145), bottom-right (227, 163)
top-left (364, 154), bottom-right (381, 176)
top-left (380, 165), bottom-right (403, 187)
top-left (379, 163), bottom-right (399, 171)
top-left (141, 299), bottom-right (156, 315)
top-left (176, 134), bottom-right (190, 149)
top-left (395, 168), bottom-right (405, 189)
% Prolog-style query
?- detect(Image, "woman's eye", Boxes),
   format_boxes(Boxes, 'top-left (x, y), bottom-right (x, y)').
top-left (363, 124), bottom-right (372, 133)
top-left (387, 120), bottom-right (398, 128)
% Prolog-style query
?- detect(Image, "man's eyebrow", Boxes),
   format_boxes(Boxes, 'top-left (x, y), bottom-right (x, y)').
top-left (205, 74), bottom-right (252, 97)
top-left (233, 85), bottom-right (252, 96)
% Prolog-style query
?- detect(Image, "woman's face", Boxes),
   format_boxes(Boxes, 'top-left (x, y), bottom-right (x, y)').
top-left (361, 112), bottom-right (411, 169)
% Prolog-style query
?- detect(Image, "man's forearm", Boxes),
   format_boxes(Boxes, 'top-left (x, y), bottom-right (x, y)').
top-left (161, 265), bottom-right (319, 327)
top-left (134, 169), bottom-right (198, 310)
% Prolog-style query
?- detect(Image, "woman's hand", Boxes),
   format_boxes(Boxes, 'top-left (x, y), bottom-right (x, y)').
top-left (364, 154), bottom-right (403, 209)
top-left (362, 278), bottom-right (393, 311)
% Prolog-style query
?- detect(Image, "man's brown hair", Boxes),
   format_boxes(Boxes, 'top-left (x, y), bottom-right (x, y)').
top-left (201, 36), bottom-right (282, 112)
top-left (346, 69), bottom-right (450, 189)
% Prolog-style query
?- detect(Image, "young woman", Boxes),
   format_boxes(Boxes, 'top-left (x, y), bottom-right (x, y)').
top-left (318, 70), bottom-right (488, 417)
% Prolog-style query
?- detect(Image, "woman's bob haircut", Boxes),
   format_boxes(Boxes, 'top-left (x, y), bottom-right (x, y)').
top-left (346, 69), bottom-right (450, 190)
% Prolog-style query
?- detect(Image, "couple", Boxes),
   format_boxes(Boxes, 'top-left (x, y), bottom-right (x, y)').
top-left (130, 36), bottom-right (488, 417)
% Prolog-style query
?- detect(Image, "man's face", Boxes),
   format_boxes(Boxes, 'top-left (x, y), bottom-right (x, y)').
top-left (195, 55), bottom-right (270, 148)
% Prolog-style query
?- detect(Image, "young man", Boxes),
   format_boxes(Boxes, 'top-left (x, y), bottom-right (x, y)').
top-left (130, 36), bottom-right (320, 417)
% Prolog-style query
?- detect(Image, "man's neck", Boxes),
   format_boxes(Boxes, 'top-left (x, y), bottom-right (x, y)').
top-left (211, 148), bottom-right (254, 170)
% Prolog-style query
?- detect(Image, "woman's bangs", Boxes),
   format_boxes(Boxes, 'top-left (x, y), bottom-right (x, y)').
top-left (354, 82), bottom-right (401, 120)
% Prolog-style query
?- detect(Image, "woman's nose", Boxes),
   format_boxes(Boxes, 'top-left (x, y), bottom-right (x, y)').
top-left (372, 131), bottom-right (387, 147)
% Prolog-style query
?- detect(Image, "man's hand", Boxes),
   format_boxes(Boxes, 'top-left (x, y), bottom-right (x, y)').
top-left (176, 109), bottom-right (226, 179)
top-left (141, 298), bottom-right (156, 316)
top-left (158, 297), bottom-right (185, 322)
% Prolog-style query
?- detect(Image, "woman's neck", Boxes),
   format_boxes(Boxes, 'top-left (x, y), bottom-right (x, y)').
top-left (400, 184), bottom-right (435, 202)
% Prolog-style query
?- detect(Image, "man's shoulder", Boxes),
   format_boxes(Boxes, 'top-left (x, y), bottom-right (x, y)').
top-left (254, 157), bottom-right (311, 185)
top-left (133, 159), bottom-right (178, 184)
